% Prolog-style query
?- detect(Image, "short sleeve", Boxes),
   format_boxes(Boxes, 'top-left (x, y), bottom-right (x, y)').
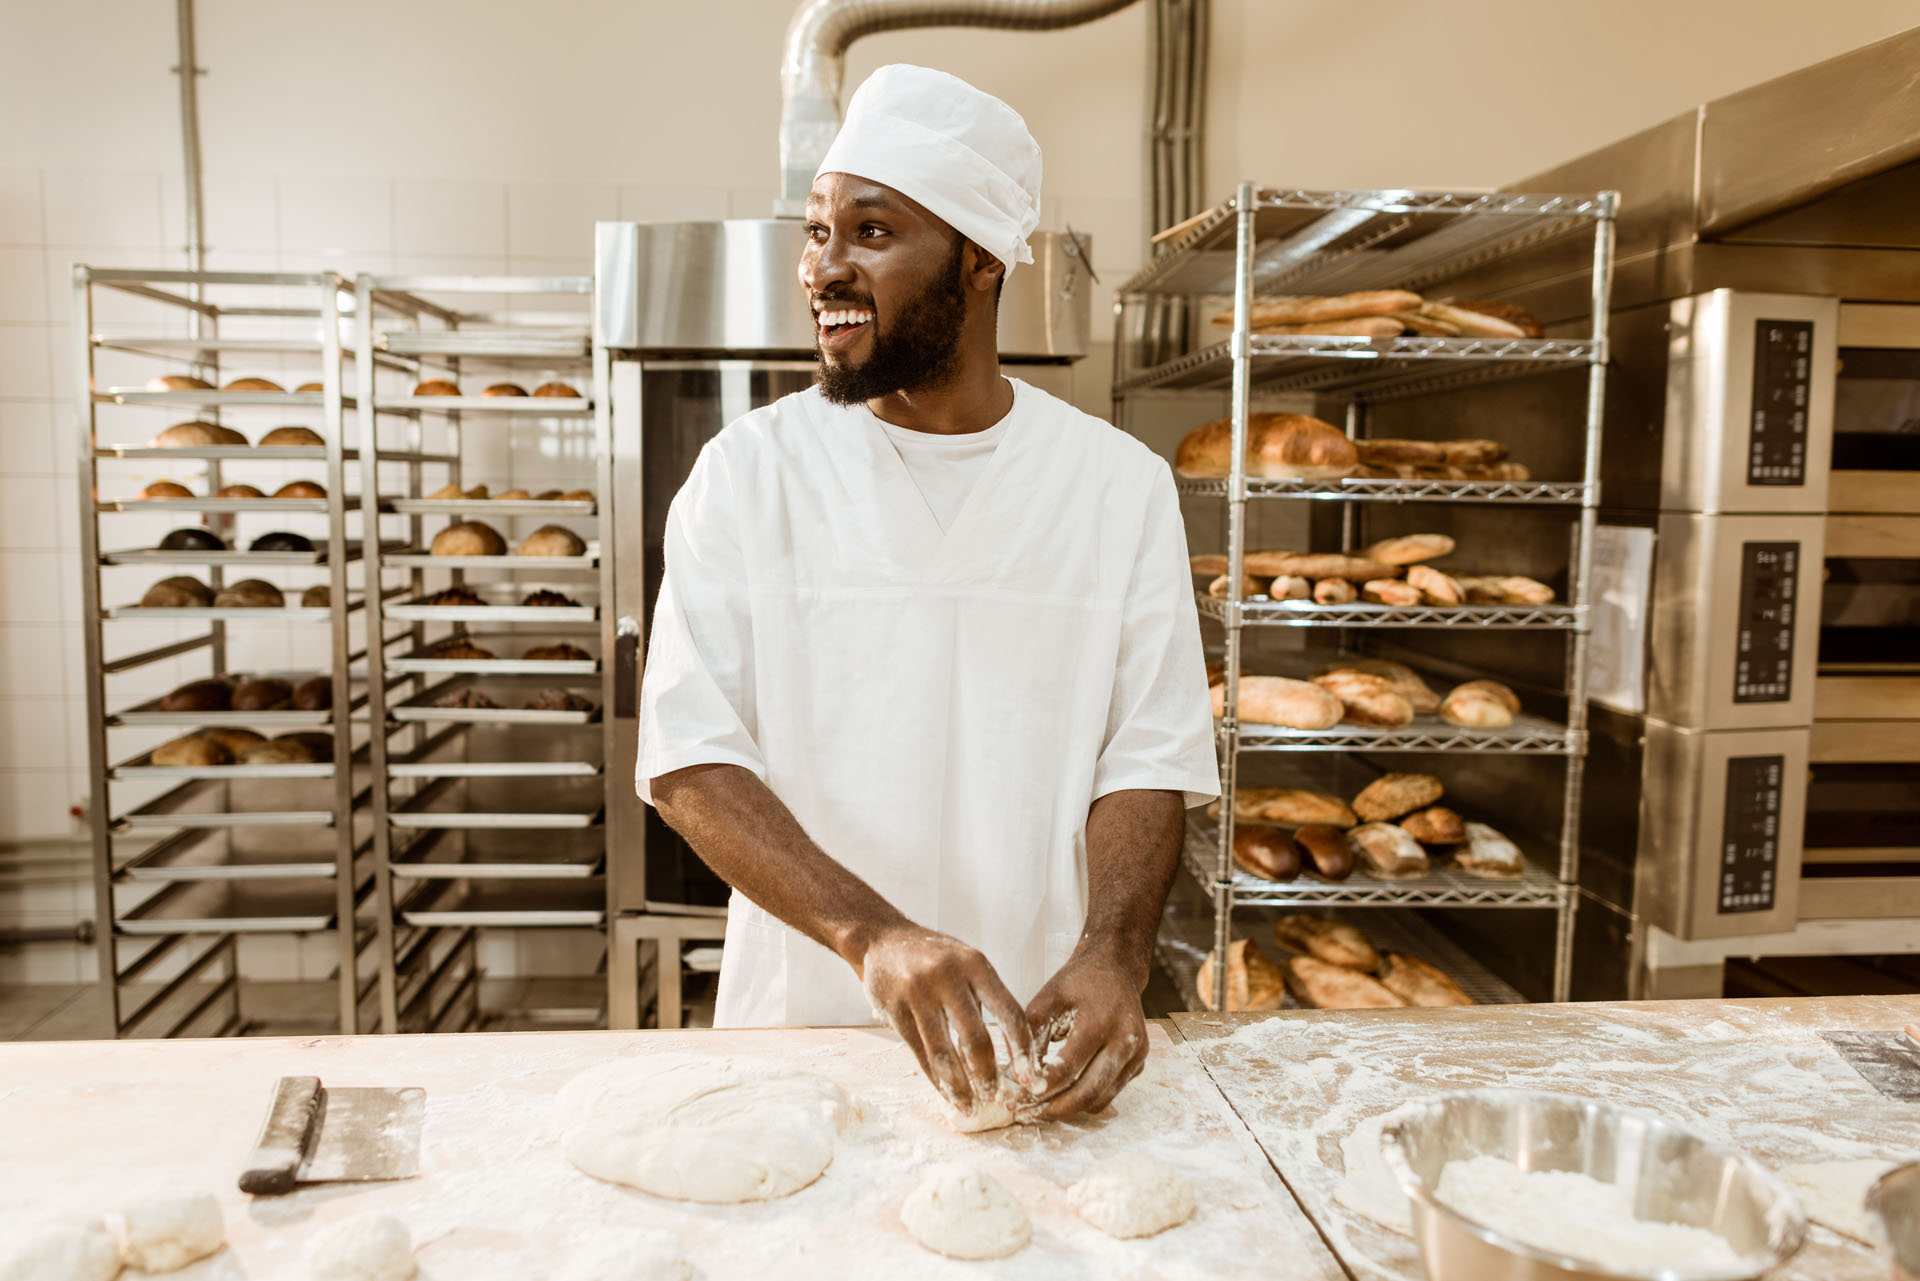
top-left (1090, 464), bottom-right (1221, 809)
top-left (636, 442), bottom-right (767, 805)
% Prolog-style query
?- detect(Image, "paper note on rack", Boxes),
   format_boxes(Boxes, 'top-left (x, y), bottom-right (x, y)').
top-left (1588, 523), bottom-right (1656, 716)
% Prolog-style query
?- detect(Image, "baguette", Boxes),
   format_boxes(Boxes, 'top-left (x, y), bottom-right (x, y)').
top-left (1294, 824), bottom-right (1356, 880)
top-left (1353, 773), bottom-right (1443, 822)
top-left (1449, 299), bottom-right (1544, 338)
top-left (1189, 553), bottom-right (1228, 578)
top-left (1345, 822), bottom-right (1431, 879)
top-left (1174, 413), bottom-right (1358, 481)
top-left (1390, 312), bottom-right (1461, 338)
top-left (1364, 533), bottom-right (1455, 566)
top-left (1285, 956), bottom-right (1406, 1010)
top-left (1379, 953), bottom-right (1474, 1007)
top-left (1211, 675), bottom-right (1344, 731)
top-left (1233, 825), bottom-right (1301, 881)
top-left (1440, 439), bottom-right (1506, 466)
top-left (1418, 300), bottom-right (1531, 339)
top-left (1249, 316), bottom-right (1404, 338)
top-left (1246, 551), bottom-right (1395, 581)
top-left (1213, 291), bottom-right (1425, 328)
top-left (1457, 822), bottom-right (1526, 878)
top-left (1355, 439), bottom-right (1446, 466)
top-left (1195, 939), bottom-right (1287, 1012)
top-left (1273, 915), bottom-right (1379, 972)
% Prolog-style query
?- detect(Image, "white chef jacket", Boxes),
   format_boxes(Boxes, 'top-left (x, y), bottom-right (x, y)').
top-left (877, 414), bottom-right (1009, 531)
top-left (638, 377), bottom-right (1219, 1028)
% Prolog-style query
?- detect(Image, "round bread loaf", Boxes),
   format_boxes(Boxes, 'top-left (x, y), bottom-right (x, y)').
top-left (273, 480), bottom-right (327, 499)
top-left (147, 374), bottom-right (213, 392)
top-left (217, 483), bottom-right (265, 498)
top-left (277, 731), bottom-right (335, 762)
top-left (481, 382), bottom-right (528, 398)
top-left (1400, 806), bottom-right (1466, 845)
top-left (249, 531), bottom-right (315, 552)
top-left (259, 426), bottom-right (324, 448)
top-left (516, 525), bottom-right (587, 557)
top-left (159, 527), bottom-right (227, 552)
top-left (201, 727), bottom-right (265, 757)
top-left (412, 379), bottom-right (460, 396)
top-left (430, 521), bottom-right (507, 556)
top-left (532, 381), bottom-right (581, 398)
top-left (294, 381), bottom-right (324, 393)
top-left (1232, 825), bottom-right (1301, 881)
top-left (300, 584), bottom-right (330, 607)
top-left (1316, 659), bottom-right (1439, 715)
top-left (159, 679), bottom-right (232, 712)
top-left (493, 488), bottom-right (532, 501)
top-left (141, 576), bottom-right (213, 607)
top-left (137, 480), bottom-right (195, 500)
top-left (231, 678), bottom-right (293, 710)
top-left (222, 376), bottom-right (283, 392)
top-left (559, 489), bottom-right (594, 502)
top-left (1313, 670), bottom-right (1416, 729)
top-left (213, 579), bottom-right (284, 608)
top-left (1440, 680), bottom-right (1519, 729)
top-left (152, 733), bottom-right (229, 766)
top-left (152, 420), bottom-right (247, 448)
top-left (291, 676), bottom-right (332, 710)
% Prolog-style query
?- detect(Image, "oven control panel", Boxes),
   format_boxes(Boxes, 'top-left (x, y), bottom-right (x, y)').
top-left (1733, 541), bottom-right (1798, 704)
top-left (1718, 754), bottom-right (1783, 914)
top-left (1747, 319), bottom-right (1812, 486)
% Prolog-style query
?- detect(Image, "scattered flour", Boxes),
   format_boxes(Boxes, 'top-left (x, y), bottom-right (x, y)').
top-left (1781, 1159), bottom-right (1899, 1244)
top-left (1434, 1155), bottom-right (1744, 1272)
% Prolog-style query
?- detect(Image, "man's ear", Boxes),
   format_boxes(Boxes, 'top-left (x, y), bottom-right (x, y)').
top-left (964, 240), bottom-right (1005, 296)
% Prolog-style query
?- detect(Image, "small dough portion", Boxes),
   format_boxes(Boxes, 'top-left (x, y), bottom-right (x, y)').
top-left (553, 1053), bottom-right (855, 1203)
top-left (122, 1188), bottom-right (225, 1271)
top-left (1783, 1159), bottom-right (1898, 1243)
top-left (1069, 1152), bottom-right (1196, 1239)
top-left (0, 1220), bottom-right (120, 1281)
top-left (901, 1164), bottom-right (1031, 1260)
top-left (308, 1215), bottom-right (416, 1281)
top-left (555, 1228), bottom-right (694, 1281)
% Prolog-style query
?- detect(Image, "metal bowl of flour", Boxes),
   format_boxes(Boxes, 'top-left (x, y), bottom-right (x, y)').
top-left (1380, 1089), bottom-right (1805, 1281)
top-left (1868, 1162), bottom-right (1920, 1281)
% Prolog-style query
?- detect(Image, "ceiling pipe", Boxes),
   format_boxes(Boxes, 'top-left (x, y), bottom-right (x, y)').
top-left (173, 0), bottom-right (207, 338)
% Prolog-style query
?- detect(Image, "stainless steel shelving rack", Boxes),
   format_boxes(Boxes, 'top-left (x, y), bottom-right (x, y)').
top-left (354, 275), bottom-right (609, 1034)
top-left (1113, 185), bottom-right (1617, 1009)
top-left (73, 268), bottom-right (381, 1037)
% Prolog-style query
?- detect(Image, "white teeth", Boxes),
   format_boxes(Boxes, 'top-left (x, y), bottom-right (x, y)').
top-left (817, 308), bottom-right (873, 328)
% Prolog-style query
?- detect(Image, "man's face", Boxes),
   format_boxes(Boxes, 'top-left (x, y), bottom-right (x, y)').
top-left (800, 173), bottom-right (972, 406)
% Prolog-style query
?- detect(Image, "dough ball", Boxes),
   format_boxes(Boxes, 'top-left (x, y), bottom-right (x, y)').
top-left (308, 1214), bottom-right (415, 1281)
top-left (0, 1219), bottom-right (120, 1281)
top-left (900, 1164), bottom-right (1031, 1261)
top-left (1069, 1152), bottom-right (1196, 1239)
top-left (554, 1228), bottom-right (693, 1281)
top-left (552, 1053), bottom-right (854, 1203)
top-left (122, 1188), bottom-right (225, 1271)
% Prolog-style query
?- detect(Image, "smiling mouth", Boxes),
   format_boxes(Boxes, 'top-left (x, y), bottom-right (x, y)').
top-left (814, 304), bottom-right (875, 345)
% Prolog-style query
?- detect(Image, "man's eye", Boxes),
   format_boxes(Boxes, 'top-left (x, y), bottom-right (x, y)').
top-left (806, 223), bottom-right (828, 239)
top-left (859, 224), bottom-right (886, 238)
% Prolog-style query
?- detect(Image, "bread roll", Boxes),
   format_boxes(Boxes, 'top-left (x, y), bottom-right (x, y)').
top-left (1457, 822), bottom-right (1525, 878)
top-left (1211, 676), bottom-right (1343, 731)
top-left (137, 481), bottom-right (194, 500)
top-left (159, 527), bottom-right (226, 551)
top-left (1268, 575), bottom-right (1311, 601)
top-left (213, 579), bottom-right (284, 608)
top-left (1353, 773), bottom-right (1443, 822)
top-left (1440, 680), bottom-right (1518, 729)
top-left (159, 679), bottom-right (232, 712)
top-left (412, 379), bottom-right (460, 396)
top-left (300, 584), bottom-right (330, 607)
top-left (430, 521), bottom-right (507, 556)
top-left (291, 676), bottom-right (332, 710)
top-left (294, 381), bottom-right (324, 393)
top-left (516, 525), bottom-right (587, 557)
top-left (1312, 577), bottom-right (1356, 605)
top-left (1355, 439), bottom-right (1446, 466)
top-left (493, 488), bottom-right (532, 501)
top-left (1208, 573), bottom-right (1266, 600)
top-left (1195, 939), bottom-right (1287, 1012)
top-left (152, 733), bottom-right (229, 766)
top-left (222, 377), bottom-right (283, 392)
top-left (239, 738), bottom-right (311, 765)
top-left (426, 482), bottom-right (466, 500)
top-left (523, 642), bottom-right (592, 662)
top-left (216, 484), bottom-right (265, 499)
top-left (429, 639), bottom-right (497, 661)
top-left (1232, 825), bottom-right (1301, 881)
top-left (1312, 670), bottom-right (1415, 728)
top-left (1274, 915), bottom-right (1379, 971)
top-left (1361, 579), bottom-right (1421, 607)
top-left (481, 382), bottom-right (529, 398)
top-left (1400, 806), bottom-right (1466, 845)
top-left (1495, 575), bottom-right (1554, 605)
top-left (1408, 564), bottom-right (1464, 606)
top-left (559, 489), bottom-right (594, 502)
top-left (147, 374), bottom-right (213, 391)
top-left (1246, 551), bottom-right (1395, 581)
top-left (1284, 956), bottom-right (1406, 1010)
top-left (464, 485), bottom-right (491, 499)
top-left (1174, 414), bottom-right (1357, 481)
top-left (273, 480), bottom-right (326, 499)
top-left (1440, 439), bottom-right (1505, 466)
top-left (1213, 291), bottom-right (1425, 329)
top-left (1455, 575), bottom-right (1507, 605)
top-left (1345, 822), bottom-right (1431, 879)
top-left (201, 727), bottom-right (265, 758)
top-left (1380, 953), bottom-right (1473, 1007)
top-left (151, 421), bottom-right (247, 448)
top-left (259, 426), bottom-right (324, 447)
top-left (249, 531), bottom-right (314, 552)
top-left (141, 576), bottom-right (213, 607)
top-left (1364, 533), bottom-right (1455, 566)
top-left (1294, 824), bottom-right (1355, 880)
top-left (532, 381), bottom-right (581, 398)
top-left (231, 678), bottom-right (292, 711)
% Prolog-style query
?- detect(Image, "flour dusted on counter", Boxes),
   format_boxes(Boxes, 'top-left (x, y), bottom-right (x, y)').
top-left (1434, 1156), bottom-right (1744, 1271)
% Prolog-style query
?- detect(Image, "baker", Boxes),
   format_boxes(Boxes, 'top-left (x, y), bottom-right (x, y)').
top-left (638, 64), bottom-right (1217, 1123)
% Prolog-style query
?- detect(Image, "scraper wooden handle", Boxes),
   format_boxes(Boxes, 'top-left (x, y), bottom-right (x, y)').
top-left (239, 1075), bottom-right (323, 1196)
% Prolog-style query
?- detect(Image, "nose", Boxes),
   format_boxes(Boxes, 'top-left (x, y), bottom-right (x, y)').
top-left (799, 227), bottom-right (854, 299)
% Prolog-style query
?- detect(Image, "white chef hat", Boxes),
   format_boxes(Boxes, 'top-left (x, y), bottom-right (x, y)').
top-left (816, 64), bottom-right (1042, 278)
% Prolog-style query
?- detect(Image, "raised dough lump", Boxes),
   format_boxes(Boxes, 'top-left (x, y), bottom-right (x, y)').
top-left (308, 1214), bottom-right (416, 1281)
top-left (1069, 1152), bottom-right (1196, 1239)
top-left (554, 1228), bottom-right (694, 1281)
top-left (0, 1220), bottom-right (120, 1281)
top-left (552, 1053), bottom-right (855, 1203)
top-left (900, 1164), bottom-right (1031, 1261)
top-left (121, 1187), bottom-right (225, 1272)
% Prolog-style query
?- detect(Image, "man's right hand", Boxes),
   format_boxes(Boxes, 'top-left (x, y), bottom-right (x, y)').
top-left (857, 923), bottom-right (1035, 1114)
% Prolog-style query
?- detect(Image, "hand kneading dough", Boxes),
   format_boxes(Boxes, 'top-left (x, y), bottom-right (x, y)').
top-left (122, 1187), bottom-right (225, 1271)
top-left (552, 1053), bottom-right (855, 1202)
top-left (900, 1165), bottom-right (1031, 1260)
top-left (0, 1220), bottom-right (120, 1281)
top-left (554, 1228), bottom-right (694, 1281)
top-left (308, 1214), bottom-right (415, 1281)
top-left (1069, 1152), bottom-right (1196, 1239)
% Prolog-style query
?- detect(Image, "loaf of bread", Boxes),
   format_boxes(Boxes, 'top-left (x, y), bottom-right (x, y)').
top-left (137, 481), bottom-right (194, 500)
top-left (1174, 414), bottom-right (1357, 481)
top-left (239, 738), bottom-right (311, 765)
top-left (1365, 533), bottom-right (1455, 566)
top-left (516, 525), bottom-right (587, 557)
top-left (1440, 680), bottom-right (1519, 729)
top-left (1400, 806), bottom-right (1466, 845)
top-left (1345, 822), bottom-right (1431, 879)
top-left (222, 377), bottom-right (283, 392)
top-left (532, 381), bottom-right (581, 398)
top-left (1195, 939), bottom-right (1287, 1012)
top-left (1315, 659), bottom-right (1439, 715)
top-left (1424, 299), bottom-right (1543, 339)
top-left (1312, 670), bottom-right (1415, 729)
top-left (151, 421), bottom-right (247, 448)
top-left (1495, 575), bottom-right (1554, 605)
top-left (1207, 573), bottom-right (1267, 600)
top-left (1213, 291), bottom-right (1425, 329)
top-left (1293, 824), bottom-right (1355, 880)
top-left (216, 484), bottom-right (265, 499)
top-left (159, 528), bottom-right (226, 551)
top-left (1408, 564), bottom-right (1464, 606)
top-left (1245, 551), bottom-right (1395, 581)
top-left (294, 381), bottom-right (324, 393)
top-left (1361, 579), bottom-right (1421, 607)
top-left (1247, 316), bottom-right (1406, 338)
top-left (280, 731), bottom-right (335, 762)
top-left (1270, 575), bottom-right (1312, 601)
top-left (1211, 676), bottom-right (1343, 731)
top-left (249, 531), bottom-right (314, 552)
top-left (429, 639), bottom-right (498, 661)
top-left (427, 585), bottom-right (486, 607)
top-left (430, 521), bottom-right (507, 556)
top-left (535, 490), bottom-right (566, 501)
top-left (524, 642), bottom-right (592, 662)
top-left (482, 382), bottom-right (529, 398)
top-left (273, 480), bottom-right (326, 499)
top-left (1312, 577), bottom-right (1356, 605)
top-left (1392, 311), bottom-right (1461, 338)
top-left (521, 589), bottom-right (580, 607)
top-left (1379, 953), bottom-right (1473, 1007)
top-left (1355, 439), bottom-right (1446, 466)
top-left (1285, 956), bottom-right (1406, 1010)
top-left (141, 576), bottom-right (213, 607)
top-left (259, 426), bottom-right (324, 447)
top-left (1455, 575), bottom-right (1506, 604)
top-left (1273, 915), bottom-right (1379, 971)
top-left (412, 379), bottom-right (460, 396)
top-left (300, 584), bottom-right (330, 607)
top-left (148, 374), bottom-right (213, 391)
top-left (1440, 439), bottom-right (1505, 466)
top-left (159, 679), bottom-right (232, 712)
top-left (558, 489), bottom-right (594, 502)
top-left (1457, 822), bottom-right (1525, 878)
top-left (291, 676), bottom-right (332, 710)
top-left (493, 488), bottom-right (532, 501)
top-left (231, 678), bottom-right (292, 711)
top-left (201, 727), bottom-right (265, 758)
top-left (213, 579), bottom-right (284, 608)
top-left (1232, 825), bottom-right (1300, 881)
top-left (1353, 772), bottom-right (1443, 822)
top-left (426, 482), bottom-right (466, 499)
top-left (1220, 786), bottom-right (1356, 829)
top-left (1189, 554), bottom-right (1229, 578)
top-left (152, 733), bottom-right (229, 766)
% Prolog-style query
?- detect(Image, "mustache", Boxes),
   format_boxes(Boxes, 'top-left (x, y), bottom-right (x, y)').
top-left (811, 292), bottom-right (876, 312)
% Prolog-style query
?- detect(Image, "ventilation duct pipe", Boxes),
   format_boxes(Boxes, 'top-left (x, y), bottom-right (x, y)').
top-left (777, 0), bottom-right (1142, 215)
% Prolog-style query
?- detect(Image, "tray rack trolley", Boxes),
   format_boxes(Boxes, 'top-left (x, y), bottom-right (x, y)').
top-left (354, 274), bottom-right (610, 1033)
top-left (1112, 186), bottom-right (1618, 1009)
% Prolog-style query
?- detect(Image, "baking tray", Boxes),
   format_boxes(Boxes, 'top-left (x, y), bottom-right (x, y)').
top-left (382, 546), bottom-right (600, 571)
top-left (388, 775), bottom-right (603, 830)
top-left (100, 388), bottom-right (338, 409)
top-left (384, 584), bottom-right (597, 624)
top-left (103, 603), bottom-right (337, 621)
top-left (112, 677), bottom-right (358, 728)
top-left (397, 878), bottom-right (605, 928)
top-left (99, 497), bottom-right (336, 515)
top-left (387, 759), bottom-right (600, 779)
top-left (96, 445), bottom-right (339, 462)
top-left (116, 877), bottom-right (339, 933)
top-left (100, 543), bottom-right (358, 567)
top-left (113, 779), bottom-right (339, 830)
top-left (386, 636), bottom-right (598, 677)
top-left (389, 827), bottom-right (605, 880)
top-left (377, 328), bottom-right (589, 360)
top-left (377, 395), bottom-right (592, 415)
top-left (116, 829), bottom-right (342, 881)
top-left (389, 498), bottom-right (595, 517)
top-left (390, 676), bottom-right (601, 725)
top-left (111, 746), bottom-right (337, 781)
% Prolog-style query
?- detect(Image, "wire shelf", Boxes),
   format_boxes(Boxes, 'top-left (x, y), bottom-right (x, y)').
top-left (1197, 594), bottom-right (1584, 630)
top-left (1116, 334), bottom-right (1598, 400)
top-left (1175, 476), bottom-right (1591, 504)
top-left (1231, 710), bottom-right (1579, 756)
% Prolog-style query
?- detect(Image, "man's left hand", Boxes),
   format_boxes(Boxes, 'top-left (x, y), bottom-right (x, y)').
top-left (1021, 949), bottom-right (1149, 1121)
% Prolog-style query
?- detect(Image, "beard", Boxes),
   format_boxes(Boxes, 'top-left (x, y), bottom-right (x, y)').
top-left (815, 237), bottom-right (969, 406)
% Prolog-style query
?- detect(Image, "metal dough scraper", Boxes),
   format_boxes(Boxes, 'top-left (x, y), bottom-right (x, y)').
top-left (1821, 1026), bottom-right (1920, 1102)
top-left (238, 1075), bottom-right (426, 1195)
